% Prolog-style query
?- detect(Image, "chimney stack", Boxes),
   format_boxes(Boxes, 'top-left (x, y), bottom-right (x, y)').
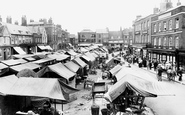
top-left (177, 0), bottom-right (181, 6)
top-left (15, 21), bottom-right (19, 25)
top-left (21, 15), bottom-right (27, 26)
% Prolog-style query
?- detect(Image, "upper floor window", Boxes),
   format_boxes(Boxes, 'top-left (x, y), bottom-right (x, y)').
top-left (141, 23), bottom-right (143, 30)
top-left (169, 37), bottom-right (173, 47)
top-left (159, 22), bottom-right (161, 32)
top-left (175, 18), bottom-right (179, 29)
top-left (154, 37), bottom-right (157, 46)
top-left (164, 22), bottom-right (167, 31)
top-left (158, 37), bottom-right (161, 46)
top-left (175, 36), bottom-right (179, 48)
top-left (163, 37), bottom-right (167, 46)
top-left (82, 35), bottom-right (85, 38)
top-left (154, 24), bottom-right (157, 32)
top-left (147, 20), bottom-right (150, 28)
top-left (169, 20), bottom-right (172, 30)
top-left (6, 48), bottom-right (10, 56)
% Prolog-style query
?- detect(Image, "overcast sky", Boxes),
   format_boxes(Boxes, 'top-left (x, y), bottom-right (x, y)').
top-left (0, 0), bottom-right (184, 34)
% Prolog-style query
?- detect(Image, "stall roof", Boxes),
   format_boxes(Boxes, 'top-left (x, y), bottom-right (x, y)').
top-left (0, 74), bottom-right (18, 95)
top-left (73, 57), bottom-right (87, 68)
top-left (32, 57), bottom-right (55, 64)
top-left (66, 49), bottom-right (78, 56)
top-left (104, 74), bottom-right (175, 102)
top-left (10, 63), bottom-right (41, 72)
top-left (80, 47), bottom-right (89, 52)
top-left (24, 57), bottom-right (36, 61)
top-left (109, 64), bottom-right (122, 76)
top-left (0, 63), bottom-right (8, 70)
top-left (1, 59), bottom-right (27, 66)
top-left (85, 52), bottom-right (96, 62)
top-left (45, 45), bottom-right (53, 50)
top-left (81, 55), bottom-right (91, 62)
top-left (6, 77), bottom-right (66, 101)
top-left (12, 54), bottom-right (34, 59)
top-left (47, 54), bottom-right (69, 61)
top-left (64, 61), bottom-right (80, 73)
top-left (48, 63), bottom-right (76, 81)
top-left (13, 47), bottom-right (26, 54)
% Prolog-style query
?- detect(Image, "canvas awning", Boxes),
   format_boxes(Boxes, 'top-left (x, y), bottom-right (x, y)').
top-left (80, 47), bottom-right (89, 52)
top-left (48, 63), bottom-right (76, 81)
top-left (104, 74), bottom-right (175, 102)
top-left (13, 47), bottom-right (26, 54)
top-left (0, 63), bottom-right (8, 70)
top-left (47, 54), bottom-right (69, 61)
top-left (38, 45), bottom-right (46, 50)
top-left (73, 57), bottom-right (87, 68)
top-left (45, 45), bottom-right (53, 50)
top-left (109, 64), bottom-right (122, 76)
top-left (6, 77), bottom-right (66, 101)
top-left (85, 52), bottom-right (96, 61)
top-left (1, 59), bottom-right (27, 66)
top-left (81, 55), bottom-right (91, 62)
top-left (24, 57), bottom-right (36, 61)
top-left (66, 50), bottom-right (78, 56)
top-left (12, 54), bottom-right (34, 59)
top-left (10, 63), bottom-right (41, 72)
top-left (64, 61), bottom-right (80, 73)
top-left (0, 75), bottom-right (18, 95)
top-left (32, 57), bottom-right (55, 64)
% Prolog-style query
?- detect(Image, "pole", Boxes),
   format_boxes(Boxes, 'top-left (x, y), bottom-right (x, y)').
top-left (62, 102), bottom-right (63, 115)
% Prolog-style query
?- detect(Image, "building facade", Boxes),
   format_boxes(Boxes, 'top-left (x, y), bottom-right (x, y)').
top-left (95, 29), bottom-right (109, 46)
top-left (78, 29), bottom-right (96, 46)
top-left (149, 5), bottom-right (185, 69)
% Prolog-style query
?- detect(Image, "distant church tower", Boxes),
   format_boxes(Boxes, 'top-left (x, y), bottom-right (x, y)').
top-left (160, 0), bottom-right (173, 12)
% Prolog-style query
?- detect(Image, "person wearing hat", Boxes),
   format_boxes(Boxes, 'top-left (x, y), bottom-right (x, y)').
top-left (40, 101), bottom-right (53, 115)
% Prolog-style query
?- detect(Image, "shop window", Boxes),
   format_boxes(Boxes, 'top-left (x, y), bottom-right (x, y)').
top-left (175, 18), bottom-right (179, 29)
top-left (164, 22), bottom-right (167, 31)
top-left (169, 20), bottom-right (172, 30)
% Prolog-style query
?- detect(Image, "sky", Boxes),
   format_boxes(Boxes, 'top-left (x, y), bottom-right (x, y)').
top-left (0, 0), bottom-right (184, 35)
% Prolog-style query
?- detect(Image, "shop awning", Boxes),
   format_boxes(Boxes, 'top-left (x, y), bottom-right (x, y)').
top-left (73, 57), bottom-right (87, 68)
top-left (0, 63), bottom-right (8, 70)
top-left (64, 61), bottom-right (80, 73)
top-left (1, 59), bottom-right (27, 66)
top-left (10, 63), bottom-right (41, 72)
top-left (45, 45), bottom-right (53, 50)
top-left (6, 77), bottom-right (66, 101)
top-left (13, 47), bottom-right (26, 54)
top-left (48, 63), bottom-right (76, 81)
top-left (104, 74), bottom-right (175, 102)
top-left (0, 75), bottom-right (18, 95)
top-left (109, 64), bottom-right (122, 76)
top-left (38, 45), bottom-right (46, 50)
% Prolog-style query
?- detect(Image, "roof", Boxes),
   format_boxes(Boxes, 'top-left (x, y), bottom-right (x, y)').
top-left (104, 74), bottom-right (175, 102)
top-left (6, 77), bottom-right (66, 101)
top-left (0, 22), bottom-right (32, 35)
top-left (64, 61), bottom-right (80, 73)
top-left (96, 29), bottom-right (108, 33)
top-left (80, 29), bottom-right (94, 33)
top-left (73, 57), bottom-right (87, 68)
top-left (84, 52), bottom-right (96, 62)
top-left (27, 21), bottom-right (44, 26)
top-left (1, 59), bottom-right (27, 66)
top-left (66, 49), bottom-right (78, 56)
top-left (48, 63), bottom-right (76, 81)
top-left (10, 63), bottom-right (41, 72)
top-left (0, 74), bottom-right (18, 95)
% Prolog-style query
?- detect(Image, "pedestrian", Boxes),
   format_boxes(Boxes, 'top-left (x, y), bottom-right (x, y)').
top-left (177, 67), bottom-right (183, 81)
top-left (154, 60), bottom-right (158, 71)
top-left (157, 65), bottom-right (163, 81)
top-left (40, 101), bottom-right (53, 115)
top-left (148, 60), bottom-right (152, 70)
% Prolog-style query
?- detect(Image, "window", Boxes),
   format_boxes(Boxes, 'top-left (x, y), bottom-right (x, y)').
top-left (154, 37), bottom-right (157, 46)
top-left (141, 23), bottom-right (143, 30)
top-left (147, 20), bottom-right (150, 28)
top-left (163, 37), bottom-right (167, 46)
top-left (159, 22), bottom-right (161, 32)
top-left (0, 49), bottom-right (2, 57)
top-left (169, 20), bottom-right (172, 30)
top-left (158, 37), bottom-right (161, 46)
top-left (169, 37), bottom-right (173, 47)
top-left (154, 24), bottom-right (157, 32)
top-left (164, 22), bottom-right (167, 31)
top-left (175, 36), bottom-right (179, 48)
top-left (175, 18), bottom-right (179, 29)
top-left (6, 48), bottom-right (10, 56)
top-left (99, 34), bottom-right (101, 38)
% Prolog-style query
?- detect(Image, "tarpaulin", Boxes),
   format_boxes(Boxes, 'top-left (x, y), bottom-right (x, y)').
top-left (104, 74), bottom-right (175, 102)
top-left (64, 61), bottom-right (80, 73)
top-left (13, 47), bottom-right (26, 54)
top-left (73, 57), bottom-right (87, 68)
top-left (1, 59), bottom-right (27, 66)
top-left (10, 63), bottom-right (41, 72)
top-left (0, 74), bottom-right (18, 95)
top-left (6, 77), bottom-right (66, 101)
top-left (109, 64), bottom-right (122, 76)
